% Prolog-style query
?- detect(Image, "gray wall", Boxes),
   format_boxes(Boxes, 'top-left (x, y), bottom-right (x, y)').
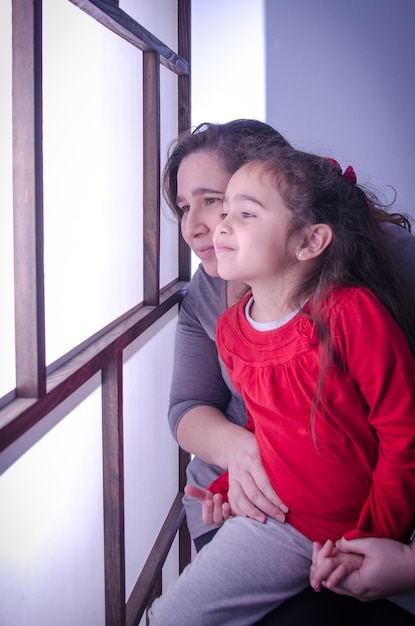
top-left (265, 0), bottom-right (415, 220)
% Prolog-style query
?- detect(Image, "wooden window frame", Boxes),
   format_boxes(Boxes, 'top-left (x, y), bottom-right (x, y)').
top-left (1, 1), bottom-right (192, 624)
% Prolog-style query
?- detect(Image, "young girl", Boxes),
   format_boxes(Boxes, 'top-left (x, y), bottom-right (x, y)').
top-left (150, 148), bottom-right (415, 625)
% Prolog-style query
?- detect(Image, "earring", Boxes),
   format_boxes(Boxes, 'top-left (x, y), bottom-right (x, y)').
top-left (297, 250), bottom-right (304, 258)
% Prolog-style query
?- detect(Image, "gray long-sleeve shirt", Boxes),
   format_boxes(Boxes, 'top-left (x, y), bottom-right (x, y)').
top-left (168, 265), bottom-right (246, 540)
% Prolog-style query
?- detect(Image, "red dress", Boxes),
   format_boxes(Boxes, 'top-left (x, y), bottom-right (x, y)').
top-left (210, 287), bottom-right (415, 543)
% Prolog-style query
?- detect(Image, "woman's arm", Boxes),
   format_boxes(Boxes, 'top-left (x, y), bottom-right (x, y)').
top-left (169, 269), bottom-right (286, 522)
top-left (176, 404), bottom-right (242, 468)
top-left (326, 536), bottom-right (415, 600)
top-left (177, 405), bottom-right (287, 522)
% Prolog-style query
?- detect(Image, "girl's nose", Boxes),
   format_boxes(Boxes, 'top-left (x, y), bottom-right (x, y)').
top-left (219, 215), bottom-right (231, 234)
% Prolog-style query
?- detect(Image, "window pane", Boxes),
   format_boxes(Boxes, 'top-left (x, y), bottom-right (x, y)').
top-left (0, 0), bottom-right (15, 398)
top-left (160, 66), bottom-right (179, 288)
top-left (120, 0), bottom-right (178, 51)
top-left (43, 0), bottom-right (143, 365)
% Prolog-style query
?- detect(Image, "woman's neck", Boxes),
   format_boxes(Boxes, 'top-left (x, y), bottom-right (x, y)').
top-left (226, 280), bottom-right (249, 307)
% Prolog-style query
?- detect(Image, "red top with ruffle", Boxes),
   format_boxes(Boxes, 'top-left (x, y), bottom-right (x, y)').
top-left (210, 287), bottom-right (415, 543)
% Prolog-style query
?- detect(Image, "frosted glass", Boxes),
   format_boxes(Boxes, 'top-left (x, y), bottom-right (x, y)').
top-left (0, 0), bottom-right (15, 398)
top-left (120, 0), bottom-right (178, 51)
top-left (42, 0), bottom-right (143, 365)
top-left (160, 66), bottom-right (179, 288)
top-left (123, 307), bottom-right (179, 598)
top-left (0, 377), bottom-right (105, 626)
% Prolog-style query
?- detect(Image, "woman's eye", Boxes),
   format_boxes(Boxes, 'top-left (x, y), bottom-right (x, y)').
top-left (241, 211), bottom-right (255, 219)
top-left (219, 212), bottom-right (228, 220)
top-left (179, 205), bottom-right (190, 215)
top-left (204, 197), bottom-right (222, 206)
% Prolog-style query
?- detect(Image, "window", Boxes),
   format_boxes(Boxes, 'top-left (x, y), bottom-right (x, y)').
top-left (0, 1), bottom-right (191, 623)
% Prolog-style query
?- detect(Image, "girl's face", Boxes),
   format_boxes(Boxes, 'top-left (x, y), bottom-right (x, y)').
top-left (176, 151), bottom-right (231, 277)
top-left (214, 163), bottom-right (297, 288)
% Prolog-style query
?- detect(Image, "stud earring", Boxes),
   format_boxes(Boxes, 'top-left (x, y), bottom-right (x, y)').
top-left (297, 250), bottom-right (305, 258)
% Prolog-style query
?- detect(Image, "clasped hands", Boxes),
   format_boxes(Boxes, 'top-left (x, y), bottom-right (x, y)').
top-left (185, 428), bottom-right (414, 600)
top-left (185, 483), bottom-right (392, 598)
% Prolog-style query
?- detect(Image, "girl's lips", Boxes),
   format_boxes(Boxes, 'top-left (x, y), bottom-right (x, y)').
top-left (215, 245), bottom-right (234, 254)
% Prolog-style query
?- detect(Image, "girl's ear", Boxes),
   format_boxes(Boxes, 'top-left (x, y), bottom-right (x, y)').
top-left (297, 224), bottom-right (333, 260)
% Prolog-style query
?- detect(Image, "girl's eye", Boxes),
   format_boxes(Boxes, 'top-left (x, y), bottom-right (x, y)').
top-left (178, 205), bottom-right (190, 215)
top-left (241, 211), bottom-right (255, 219)
top-left (219, 212), bottom-right (228, 220)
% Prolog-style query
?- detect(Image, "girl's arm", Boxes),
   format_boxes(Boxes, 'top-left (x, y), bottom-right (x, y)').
top-left (184, 484), bottom-right (232, 526)
top-left (334, 289), bottom-right (415, 541)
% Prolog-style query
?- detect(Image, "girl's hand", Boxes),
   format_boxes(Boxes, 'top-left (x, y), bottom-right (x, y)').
top-left (185, 485), bottom-right (232, 526)
top-left (226, 428), bottom-right (288, 523)
top-left (310, 539), bottom-right (363, 592)
top-left (326, 536), bottom-right (415, 600)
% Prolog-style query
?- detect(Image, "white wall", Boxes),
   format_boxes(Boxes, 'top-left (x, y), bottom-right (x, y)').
top-left (191, 0), bottom-right (265, 273)
top-left (265, 0), bottom-right (415, 221)
top-left (192, 0), bottom-right (414, 221)
top-left (191, 0), bottom-right (265, 127)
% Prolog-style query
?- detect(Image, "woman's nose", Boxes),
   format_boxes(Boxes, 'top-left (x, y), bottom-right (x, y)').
top-left (182, 208), bottom-right (209, 239)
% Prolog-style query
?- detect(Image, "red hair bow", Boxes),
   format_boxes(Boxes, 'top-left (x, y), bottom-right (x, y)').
top-left (327, 158), bottom-right (357, 185)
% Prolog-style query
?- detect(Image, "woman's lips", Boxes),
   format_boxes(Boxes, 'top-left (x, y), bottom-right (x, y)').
top-left (195, 245), bottom-right (215, 260)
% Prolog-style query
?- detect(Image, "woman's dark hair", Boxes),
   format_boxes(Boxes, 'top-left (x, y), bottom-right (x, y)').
top-left (162, 119), bottom-right (291, 219)
top-left (248, 149), bottom-right (415, 436)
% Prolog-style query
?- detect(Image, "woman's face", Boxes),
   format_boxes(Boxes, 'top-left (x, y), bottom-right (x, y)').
top-left (176, 151), bottom-right (231, 277)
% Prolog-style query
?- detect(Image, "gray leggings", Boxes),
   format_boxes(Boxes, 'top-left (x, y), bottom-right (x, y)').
top-left (148, 516), bottom-right (313, 626)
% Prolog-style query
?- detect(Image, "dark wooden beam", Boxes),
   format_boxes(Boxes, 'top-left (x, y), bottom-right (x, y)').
top-left (143, 50), bottom-right (161, 306)
top-left (178, 0), bottom-right (191, 281)
top-left (102, 355), bottom-right (126, 626)
top-left (126, 493), bottom-right (186, 626)
top-left (12, 0), bottom-right (46, 398)
top-left (69, 0), bottom-right (189, 75)
top-left (0, 283), bottom-right (187, 454)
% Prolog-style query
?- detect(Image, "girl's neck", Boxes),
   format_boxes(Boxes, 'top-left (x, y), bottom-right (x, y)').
top-left (245, 262), bottom-right (309, 322)
top-left (249, 281), bottom-right (303, 323)
top-left (249, 297), bottom-right (296, 323)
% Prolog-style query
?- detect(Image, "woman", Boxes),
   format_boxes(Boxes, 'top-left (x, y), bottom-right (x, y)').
top-left (163, 119), bottom-right (415, 623)
top-left (165, 120), bottom-right (292, 546)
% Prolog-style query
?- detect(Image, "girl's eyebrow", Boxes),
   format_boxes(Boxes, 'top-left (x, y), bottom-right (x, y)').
top-left (176, 187), bottom-right (225, 203)
top-left (224, 193), bottom-right (265, 209)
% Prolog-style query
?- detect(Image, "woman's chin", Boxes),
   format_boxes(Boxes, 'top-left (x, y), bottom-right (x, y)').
top-left (200, 257), bottom-right (221, 277)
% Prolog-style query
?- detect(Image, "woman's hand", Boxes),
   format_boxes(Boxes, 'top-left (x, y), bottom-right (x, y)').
top-left (226, 427), bottom-right (288, 523)
top-left (316, 536), bottom-right (415, 600)
top-left (185, 485), bottom-right (232, 526)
